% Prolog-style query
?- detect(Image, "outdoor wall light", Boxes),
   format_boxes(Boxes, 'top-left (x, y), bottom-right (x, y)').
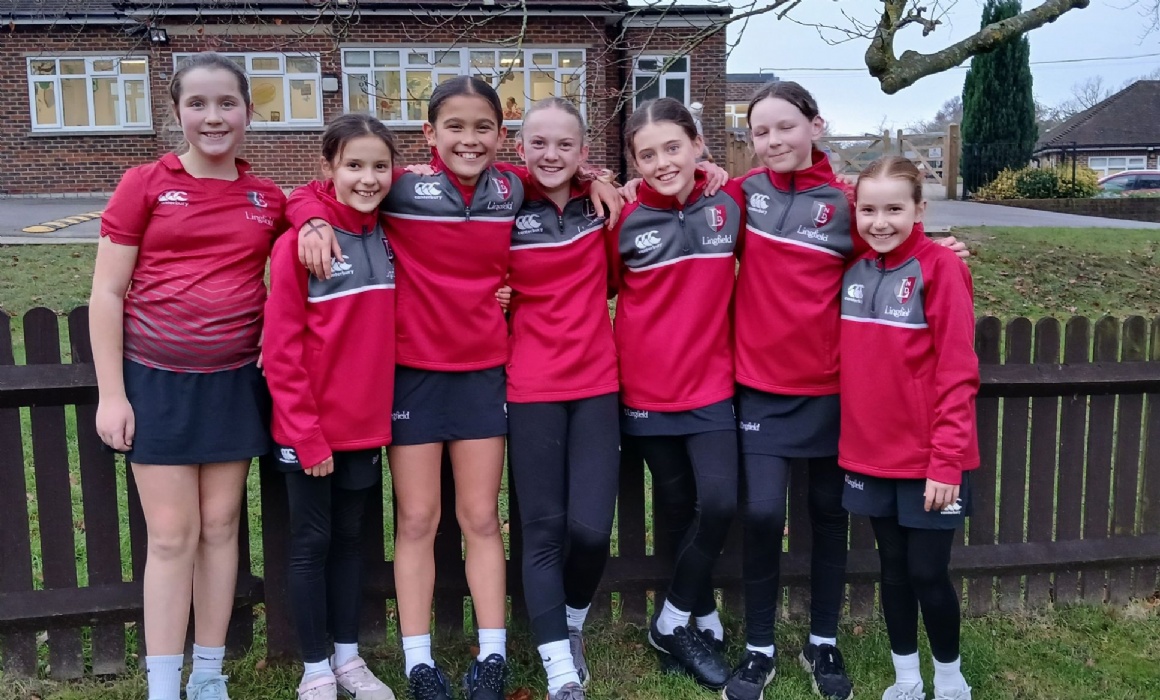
top-left (322, 74), bottom-right (340, 93)
top-left (149, 27), bottom-right (169, 45)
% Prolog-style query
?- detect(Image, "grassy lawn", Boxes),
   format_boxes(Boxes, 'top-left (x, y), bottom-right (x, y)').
top-left (3, 227), bottom-right (1160, 698)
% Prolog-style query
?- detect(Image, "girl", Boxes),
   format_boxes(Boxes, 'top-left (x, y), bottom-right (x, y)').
top-left (506, 98), bottom-right (620, 700)
top-left (724, 81), bottom-right (966, 700)
top-left (839, 155), bottom-right (977, 700)
top-left (90, 53), bottom-right (286, 700)
top-left (290, 78), bottom-right (620, 700)
top-left (608, 97), bottom-right (743, 691)
top-left (264, 114), bottom-right (400, 700)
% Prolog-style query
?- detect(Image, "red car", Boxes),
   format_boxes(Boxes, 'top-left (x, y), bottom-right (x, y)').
top-left (1096, 170), bottom-right (1160, 197)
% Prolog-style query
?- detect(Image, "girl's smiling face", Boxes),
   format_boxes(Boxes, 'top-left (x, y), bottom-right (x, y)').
top-left (630, 120), bottom-right (702, 203)
top-left (517, 106), bottom-right (588, 196)
top-left (323, 134), bottom-right (394, 214)
top-left (423, 94), bottom-right (506, 186)
top-left (174, 67), bottom-right (252, 165)
top-left (856, 175), bottom-right (926, 254)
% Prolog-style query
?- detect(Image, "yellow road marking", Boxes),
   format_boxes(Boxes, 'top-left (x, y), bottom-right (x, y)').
top-left (21, 210), bottom-right (104, 234)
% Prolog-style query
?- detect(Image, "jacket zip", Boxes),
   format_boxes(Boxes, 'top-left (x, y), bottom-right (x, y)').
top-left (774, 172), bottom-right (796, 235)
top-left (359, 225), bottom-right (373, 281)
top-left (870, 254), bottom-right (887, 314)
top-left (678, 210), bottom-right (689, 253)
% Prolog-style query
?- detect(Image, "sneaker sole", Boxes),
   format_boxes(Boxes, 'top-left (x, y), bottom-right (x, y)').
top-left (798, 651), bottom-right (853, 700)
top-left (720, 666), bottom-right (777, 700)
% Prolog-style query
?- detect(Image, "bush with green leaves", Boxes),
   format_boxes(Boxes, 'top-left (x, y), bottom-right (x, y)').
top-left (972, 165), bottom-right (1099, 200)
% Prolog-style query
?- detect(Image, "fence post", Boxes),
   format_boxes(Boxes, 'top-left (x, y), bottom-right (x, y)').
top-left (946, 123), bottom-right (960, 199)
top-left (882, 130), bottom-right (891, 155)
top-left (896, 128), bottom-right (905, 157)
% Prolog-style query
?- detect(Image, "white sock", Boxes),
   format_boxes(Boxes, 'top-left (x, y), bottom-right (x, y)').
top-left (478, 628), bottom-right (507, 661)
top-left (402, 634), bottom-right (435, 676)
top-left (892, 651), bottom-right (923, 689)
top-left (695, 610), bottom-right (724, 641)
top-left (190, 644), bottom-right (224, 680)
top-left (809, 634), bottom-right (837, 648)
top-left (145, 654), bottom-right (184, 700)
top-left (655, 600), bottom-right (691, 636)
top-left (539, 639), bottom-right (580, 695)
top-left (933, 656), bottom-right (967, 692)
top-left (333, 642), bottom-right (359, 668)
top-left (565, 604), bottom-right (590, 631)
top-left (302, 659), bottom-right (333, 683)
top-left (746, 643), bottom-right (775, 658)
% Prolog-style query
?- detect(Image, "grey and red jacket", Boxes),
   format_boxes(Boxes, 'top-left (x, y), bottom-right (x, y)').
top-left (265, 182), bottom-right (396, 469)
top-left (507, 177), bottom-right (619, 403)
top-left (287, 154), bottom-right (524, 372)
top-left (607, 171), bottom-right (744, 411)
top-left (838, 224), bottom-right (980, 485)
top-left (735, 149), bottom-right (869, 396)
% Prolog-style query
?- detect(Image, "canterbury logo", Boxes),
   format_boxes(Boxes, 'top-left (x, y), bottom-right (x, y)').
top-left (515, 214), bottom-right (541, 232)
top-left (748, 193), bottom-right (769, 212)
top-left (158, 190), bottom-right (188, 204)
top-left (413, 182), bottom-right (442, 197)
top-left (635, 231), bottom-right (662, 251)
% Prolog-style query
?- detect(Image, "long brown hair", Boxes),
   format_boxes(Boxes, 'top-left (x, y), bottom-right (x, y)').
top-left (857, 155), bottom-right (924, 204)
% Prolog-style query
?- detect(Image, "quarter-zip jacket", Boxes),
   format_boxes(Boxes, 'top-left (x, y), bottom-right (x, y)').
top-left (287, 156), bottom-right (524, 371)
top-left (608, 171), bottom-right (744, 411)
top-left (838, 225), bottom-right (980, 485)
top-left (265, 182), bottom-right (397, 469)
top-left (507, 178), bottom-right (619, 403)
top-left (735, 149), bottom-right (868, 395)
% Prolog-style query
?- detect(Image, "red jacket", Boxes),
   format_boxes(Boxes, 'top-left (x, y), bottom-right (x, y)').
top-left (265, 183), bottom-right (396, 469)
top-left (507, 178), bottom-right (619, 402)
top-left (608, 172), bottom-right (744, 411)
top-left (838, 225), bottom-right (980, 484)
top-left (287, 157), bottom-right (523, 371)
top-left (734, 150), bottom-right (868, 396)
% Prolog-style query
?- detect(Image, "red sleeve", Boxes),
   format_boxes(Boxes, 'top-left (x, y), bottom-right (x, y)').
top-left (263, 235), bottom-right (331, 469)
top-left (924, 252), bottom-right (979, 485)
top-left (100, 167), bottom-right (151, 246)
top-left (285, 180), bottom-right (332, 232)
top-left (494, 161), bottom-right (531, 185)
top-left (606, 203), bottom-right (634, 297)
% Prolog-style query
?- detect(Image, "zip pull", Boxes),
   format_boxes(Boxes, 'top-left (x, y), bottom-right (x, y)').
top-left (465, 205), bottom-right (472, 221)
top-left (558, 213), bottom-right (565, 233)
top-left (678, 210), bottom-right (689, 253)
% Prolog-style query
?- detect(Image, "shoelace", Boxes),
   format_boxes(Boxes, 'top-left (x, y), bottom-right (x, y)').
top-left (341, 666), bottom-right (380, 690)
top-left (555, 682), bottom-right (586, 700)
top-left (188, 674), bottom-right (229, 700)
top-left (674, 626), bottom-right (717, 664)
top-left (735, 652), bottom-right (771, 684)
top-left (473, 656), bottom-right (506, 692)
top-left (410, 667), bottom-right (445, 697)
top-left (893, 683), bottom-right (926, 700)
top-left (816, 646), bottom-right (847, 677)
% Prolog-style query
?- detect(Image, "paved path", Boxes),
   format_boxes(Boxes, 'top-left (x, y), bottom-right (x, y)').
top-left (924, 198), bottom-right (1160, 232)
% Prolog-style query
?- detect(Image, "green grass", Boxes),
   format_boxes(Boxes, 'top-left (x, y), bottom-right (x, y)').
top-left (3, 605), bottom-right (1157, 700)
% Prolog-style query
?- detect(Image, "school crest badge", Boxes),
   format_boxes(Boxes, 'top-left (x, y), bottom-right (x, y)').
top-left (705, 205), bottom-right (727, 232)
top-left (812, 201), bottom-right (835, 227)
top-left (493, 177), bottom-right (511, 200)
top-left (248, 191), bottom-right (268, 208)
top-left (895, 276), bottom-right (916, 304)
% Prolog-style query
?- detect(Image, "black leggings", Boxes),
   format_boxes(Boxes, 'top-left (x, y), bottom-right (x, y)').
top-left (286, 469), bottom-right (375, 663)
top-left (871, 518), bottom-right (960, 662)
top-left (740, 454), bottom-right (848, 646)
top-left (509, 395), bottom-right (620, 647)
top-left (632, 430), bottom-right (738, 613)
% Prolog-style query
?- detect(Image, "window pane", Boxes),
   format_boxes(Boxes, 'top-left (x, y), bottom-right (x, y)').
top-left (61, 78), bottom-right (90, 126)
top-left (119, 58), bottom-right (147, 74)
top-left (289, 79), bottom-right (317, 120)
top-left (637, 58), bottom-right (659, 72)
top-left (287, 56), bottom-right (318, 74)
top-left (560, 72), bottom-right (582, 103)
top-left (435, 51), bottom-right (460, 67)
top-left (499, 52), bottom-right (523, 69)
top-left (348, 73), bottom-right (370, 114)
top-left (31, 60), bottom-right (56, 75)
top-left (1129, 157), bottom-right (1147, 168)
top-left (665, 78), bottom-right (685, 101)
top-left (93, 77), bottom-right (119, 126)
top-left (124, 79), bottom-right (148, 123)
top-left (406, 71), bottom-right (433, 121)
top-left (530, 70), bottom-right (555, 102)
top-left (251, 57), bottom-right (281, 72)
top-left (635, 76), bottom-right (660, 107)
top-left (532, 52), bottom-right (553, 67)
top-left (408, 52), bottom-right (430, 66)
top-left (375, 71), bottom-right (402, 121)
top-left (60, 59), bottom-right (85, 75)
top-left (252, 77), bottom-right (286, 122)
top-left (346, 51), bottom-right (371, 68)
top-left (226, 55), bottom-right (245, 70)
top-left (92, 59), bottom-right (115, 73)
top-left (497, 70), bottom-right (524, 119)
top-left (471, 51), bottom-right (495, 70)
top-left (374, 51), bottom-right (399, 67)
top-left (1088, 157), bottom-right (1107, 168)
top-left (669, 57), bottom-right (688, 72)
top-left (559, 51), bottom-right (583, 69)
top-left (32, 81), bottom-right (57, 126)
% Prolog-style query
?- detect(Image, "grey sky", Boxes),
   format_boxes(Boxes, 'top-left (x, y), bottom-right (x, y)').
top-left (725, 0), bottom-right (1160, 134)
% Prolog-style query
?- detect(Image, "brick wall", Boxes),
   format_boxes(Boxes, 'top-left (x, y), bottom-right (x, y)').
top-left (992, 197), bottom-right (1160, 223)
top-left (1036, 149), bottom-right (1158, 171)
top-left (3, 14), bottom-right (727, 194)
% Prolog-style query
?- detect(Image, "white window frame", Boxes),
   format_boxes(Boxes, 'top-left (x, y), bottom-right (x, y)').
top-left (632, 55), bottom-right (690, 108)
top-left (725, 102), bottom-right (748, 129)
top-left (173, 52), bottom-right (324, 128)
top-left (1088, 155), bottom-right (1146, 178)
top-left (340, 47), bottom-right (586, 127)
top-left (27, 56), bottom-right (151, 132)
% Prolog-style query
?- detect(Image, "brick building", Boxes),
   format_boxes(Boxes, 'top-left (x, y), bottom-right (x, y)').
top-left (3, 0), bottom-right (730, 195)
top-left (724, 72), bottom-right (774, 128)
top-left (1034, 80), bottom-right (1160, 177)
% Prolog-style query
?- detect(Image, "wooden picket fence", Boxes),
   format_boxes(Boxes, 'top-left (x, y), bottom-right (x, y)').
top-left (1, 308), bottom-right (1159, 679)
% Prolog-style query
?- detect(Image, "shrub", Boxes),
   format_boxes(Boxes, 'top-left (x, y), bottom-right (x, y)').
top-left (1014, 167), bottom-right (1060, 198)
top-left (972, 167), bottom-right (1021, 200)
top-left (972, 164), bottom-right (1099, 200)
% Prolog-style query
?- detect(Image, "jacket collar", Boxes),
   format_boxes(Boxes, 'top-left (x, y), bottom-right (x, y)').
top-left (305, 180), bottom-right (381, 234)
top-left (161, 151), bottom-right (252, 175)
top-left (636, 168), bottom-right (708, 210)
top-left (876, 222), bottom-right (927, 268)
top-left (524, 175), bottom-right (591, 210)
top-left (767, 149), bottom-right (834, 192)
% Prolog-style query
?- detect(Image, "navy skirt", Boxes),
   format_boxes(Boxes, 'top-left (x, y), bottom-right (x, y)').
top-left (391, 365), bottom-right (508, 445)
top-left (736, 385), bottom-right (840, 458)
top-left (122, 359), bottom-right (271, 465)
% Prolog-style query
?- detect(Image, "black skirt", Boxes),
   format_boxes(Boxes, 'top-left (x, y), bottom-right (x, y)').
top-left (735, 385), bottom-right (840, 458)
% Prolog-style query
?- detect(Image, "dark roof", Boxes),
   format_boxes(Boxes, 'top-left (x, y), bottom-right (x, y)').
top-left (8, 0), bottom-right (120, 20)
top-left (1036, 80), bottom-right (1160, 152)
top-left (726, 73), bottom-right (774, 102)
top-left (115, 0), bottom-right (628, 11)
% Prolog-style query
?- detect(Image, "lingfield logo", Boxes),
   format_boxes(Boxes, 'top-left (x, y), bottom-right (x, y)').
top-left (748, 193), bottom-right (770, 213)
top-left (413, 182), bottom-right (443, 199)
top-left (634, 230), bottom-right (662, 253)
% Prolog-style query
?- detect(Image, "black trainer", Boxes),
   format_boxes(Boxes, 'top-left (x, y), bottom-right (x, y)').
top-left (407, 663), bottom-right (453, 700)
top-left (723, 649), bottom-right (777, 700)
top-left (699, 627), bottom-right (726, 655)
top-left (648, 615), bottom-right (731, 690)
top-left (798, 643), bottom-right (853, 700)
top-left (463, 654), bottom-right (507, 700)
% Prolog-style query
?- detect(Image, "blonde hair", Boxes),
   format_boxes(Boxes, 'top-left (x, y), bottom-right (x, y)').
top-left (857, 155), bottom-right (923, 204)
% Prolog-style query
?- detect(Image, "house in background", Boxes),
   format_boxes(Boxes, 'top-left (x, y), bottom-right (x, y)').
top-left (3, 0), bottom-right (730, 194)
top-left (724, 72), bottom-right (774, 128)
top-left (1034, 80), bottom-right (1160, 177)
